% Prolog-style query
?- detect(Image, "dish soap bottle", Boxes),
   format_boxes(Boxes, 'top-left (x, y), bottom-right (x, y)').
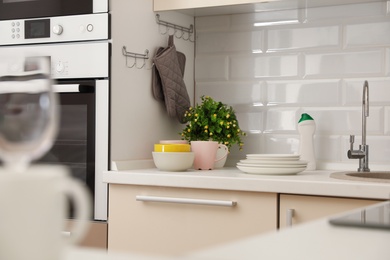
top-left (298, 113), bottom-right (316, 170)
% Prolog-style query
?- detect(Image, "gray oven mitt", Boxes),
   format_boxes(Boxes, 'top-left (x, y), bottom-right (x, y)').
top-left (152, 35), bottom-right (190, 123)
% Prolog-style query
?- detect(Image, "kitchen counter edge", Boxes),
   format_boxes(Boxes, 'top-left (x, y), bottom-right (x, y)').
top-left (103, 168), bottom-right (390, 200)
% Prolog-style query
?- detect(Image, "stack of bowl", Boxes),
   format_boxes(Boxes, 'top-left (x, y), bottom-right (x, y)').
top-left (152, 140), bottom-right (195, 171)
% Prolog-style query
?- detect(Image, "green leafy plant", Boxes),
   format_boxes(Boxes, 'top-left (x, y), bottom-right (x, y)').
top-left (180, 96), bottom-right (246, 150)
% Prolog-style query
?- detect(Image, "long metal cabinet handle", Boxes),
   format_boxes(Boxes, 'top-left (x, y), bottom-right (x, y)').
top-left (136, 195), bottom-right (237, 207)
top-left (53, 84), bottom-right (80, 93)
top-left (286, 208), bottom-right (294, 227)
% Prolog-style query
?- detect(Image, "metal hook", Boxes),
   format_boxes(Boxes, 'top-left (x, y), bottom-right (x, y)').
top-left (158, 24), bottom-right (169, 35)
top-left (182, 31), bottom-right (190, 41)
top-left (135, 59), bottom-right (146, 69)
top-left (122, 46), bottom-right (149, 69)
top-left (125, 57), bottom-right (136, 68)
top-left (155, 14), bottom-right (194, 42)
top-left (174, 29), bottom-right (184, 39)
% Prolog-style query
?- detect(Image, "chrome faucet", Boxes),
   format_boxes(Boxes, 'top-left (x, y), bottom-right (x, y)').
top-left (347, 80), bottom-right (370, 172)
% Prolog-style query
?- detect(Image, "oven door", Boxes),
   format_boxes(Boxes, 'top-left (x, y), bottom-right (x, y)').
top-left (37, 79), bottom-right (109, 221)
top-left (0, 0), bottom-right (107, 21)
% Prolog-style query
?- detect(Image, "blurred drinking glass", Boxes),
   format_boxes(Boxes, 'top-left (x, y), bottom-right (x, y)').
top-left (0, 55), bottom-right (58, 172)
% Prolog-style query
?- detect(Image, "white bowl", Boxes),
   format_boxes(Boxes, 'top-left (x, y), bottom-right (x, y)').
top-left (152, 152), bottom-right (195, 171)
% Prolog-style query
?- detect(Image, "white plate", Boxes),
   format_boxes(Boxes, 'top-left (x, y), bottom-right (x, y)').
top-left (246, 154), bottom-right (300, 160)
top-left (237, 162), bottom-right (307, 168)
top-left (236, 165), bottom-right (306, 175)
top-left (240, 159), bottom-right (308, 166)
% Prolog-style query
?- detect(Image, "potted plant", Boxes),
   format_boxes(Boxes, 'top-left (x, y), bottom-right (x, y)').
top-left (180, 96), bottom-right (246, 151)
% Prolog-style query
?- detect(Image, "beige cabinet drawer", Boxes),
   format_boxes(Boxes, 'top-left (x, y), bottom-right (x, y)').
top-left (279, 194), bottom-right (383, 229)
top-left (108, 184), bottom-right (277, 255)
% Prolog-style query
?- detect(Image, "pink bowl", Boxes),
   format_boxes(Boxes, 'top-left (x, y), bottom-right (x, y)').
top-left (159, 140), bottom-right (188, 144)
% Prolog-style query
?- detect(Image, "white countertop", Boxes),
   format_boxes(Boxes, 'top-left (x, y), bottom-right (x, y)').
top-left (66, 205), bottom-right (390, 260)
top-left (103, 168), bottom-right (390, 200)
top-left (186, 209), bottom-right (390, 260)
top-left (74, 168), bottom-right (390, 259)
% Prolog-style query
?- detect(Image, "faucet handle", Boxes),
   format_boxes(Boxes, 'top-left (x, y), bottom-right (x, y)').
top-left (349, 135), bottom-right (355, 150)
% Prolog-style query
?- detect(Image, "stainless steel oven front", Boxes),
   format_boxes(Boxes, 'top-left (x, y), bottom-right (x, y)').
top-left (0, 41), bottom-right (110, 221)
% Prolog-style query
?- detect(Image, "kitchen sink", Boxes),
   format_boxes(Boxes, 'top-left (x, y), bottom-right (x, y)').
top-left (330, 171), bottom-right (390, 183)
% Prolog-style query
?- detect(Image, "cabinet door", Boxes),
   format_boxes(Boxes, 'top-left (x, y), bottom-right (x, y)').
top-left (65, 220), bottom-right (107, 249)
top-left (108, 185), bottom-right (277, 255)
top-left (279, 194), bottom-right (382, 229)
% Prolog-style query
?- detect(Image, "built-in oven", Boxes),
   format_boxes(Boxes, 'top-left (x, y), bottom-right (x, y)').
top-left (0, 41), bottom-right (110, 221)
top-left (0, 0), bottom-right (107, 21)
top-left (0, 0), bottom-right (110, 247)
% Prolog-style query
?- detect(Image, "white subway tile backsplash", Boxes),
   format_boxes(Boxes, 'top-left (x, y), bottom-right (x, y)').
top-left (345, 22), bottom-right (390, 47)
top-left (195, 2), bottom-right (390, 169)
top-left (384, 107), bottom-right (390, 135)
top-left (195, 15), bottom-right (230, 31)
top-left (267, 80), bottom-right (340, 105)
top-left (306, 2), bottom-right (386, 22)
top-left (267, 26), bottom-right (339, 51)
top-left (305, 50), bottom-right (384, 77)
top-left (344, 78), bottom-right (390, 106)
top-left (195, 81), bottom-right (264, 106)
top-left (263, 134), bottom-right (299, 154)
top-left (235, 111), bottom-right (264, 133)
top-left (315, 135), bottom-right (342, 162)
top-left (195, 55), bottom-right (228, 81)
top-left (388, 1), bottom-right (390, 14)
top-left (367, 136), bottom-right (390, 163)
top-left (235, 133), bottom-right (264, 154)
top-left (303, 107), bottom-right (383, 135)
top-left (230, 54), bottom-right (299, 79)
top-left (230, 9), bottom-right (300, 29)
top-left (265, 108), bottom-right (299, 133)
top-left (341, 135), bottom-right (390, 164)
top-left (196, 31), bottom-right (263, 54)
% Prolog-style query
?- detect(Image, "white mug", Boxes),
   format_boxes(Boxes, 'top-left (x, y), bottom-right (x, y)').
top-left (0, 165), bottom-right (91, 260)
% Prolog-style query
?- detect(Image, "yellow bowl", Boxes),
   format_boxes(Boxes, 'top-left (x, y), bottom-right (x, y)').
top-left (154, 144), bottom-right (191, 153)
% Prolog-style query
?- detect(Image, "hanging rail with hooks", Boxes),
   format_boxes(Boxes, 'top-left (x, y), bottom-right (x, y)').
top-left (122, 46), bottom-right (150, 69)
top-left (155, 14), bottom-right (194, 42)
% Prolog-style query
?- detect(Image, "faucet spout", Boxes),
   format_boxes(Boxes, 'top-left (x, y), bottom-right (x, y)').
top-left (362, 80), bottom-right (369, 146)
top-left (347, 81), bottom-right (370, 172)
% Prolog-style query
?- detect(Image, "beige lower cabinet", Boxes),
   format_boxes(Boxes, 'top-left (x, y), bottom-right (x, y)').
top-left (65, 220), bottom-right (107, 249)
top-left (279, 194), bottom-right (383, 229)
top-left (108, 184), bottom-right (277, 256)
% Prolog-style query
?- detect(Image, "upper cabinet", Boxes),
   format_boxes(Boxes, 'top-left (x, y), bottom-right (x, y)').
top-left (154, 0), bottom-right (385, 16)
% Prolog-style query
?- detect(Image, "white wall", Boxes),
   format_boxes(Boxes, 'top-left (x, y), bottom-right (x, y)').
top-left (110, 0), bottom-right (195, 162)
top-left (195, 2), bottom-right (390, 170)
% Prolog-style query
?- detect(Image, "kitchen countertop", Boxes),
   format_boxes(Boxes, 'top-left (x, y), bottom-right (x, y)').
top-left (66, 203), bottom-right (390, 260)
top-left (186, 207), bottom-right (390, 260)
top-left (103, 167), bottom-right (390, 200)
top-left (95, 167), bottom-right (390, 259)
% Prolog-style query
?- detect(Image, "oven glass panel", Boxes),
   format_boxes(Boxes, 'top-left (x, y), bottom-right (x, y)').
top-left (0, 0), bottom-right (92, 20)
top-left (38, 90), bottom-right (95, 198)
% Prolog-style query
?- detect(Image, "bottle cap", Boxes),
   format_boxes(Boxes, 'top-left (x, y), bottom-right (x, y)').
top-left (298, 113), bottom-right (314, 123)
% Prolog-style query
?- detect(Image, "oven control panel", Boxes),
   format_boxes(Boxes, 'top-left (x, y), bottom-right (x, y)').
top-left (0, 41), bottom-right (109, 79)
top-left (0, 13), bottom-right (109, 46)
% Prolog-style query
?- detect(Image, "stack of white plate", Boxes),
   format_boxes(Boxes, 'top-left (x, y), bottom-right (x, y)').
top-left (236, 154), bottom-right (307, 175)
